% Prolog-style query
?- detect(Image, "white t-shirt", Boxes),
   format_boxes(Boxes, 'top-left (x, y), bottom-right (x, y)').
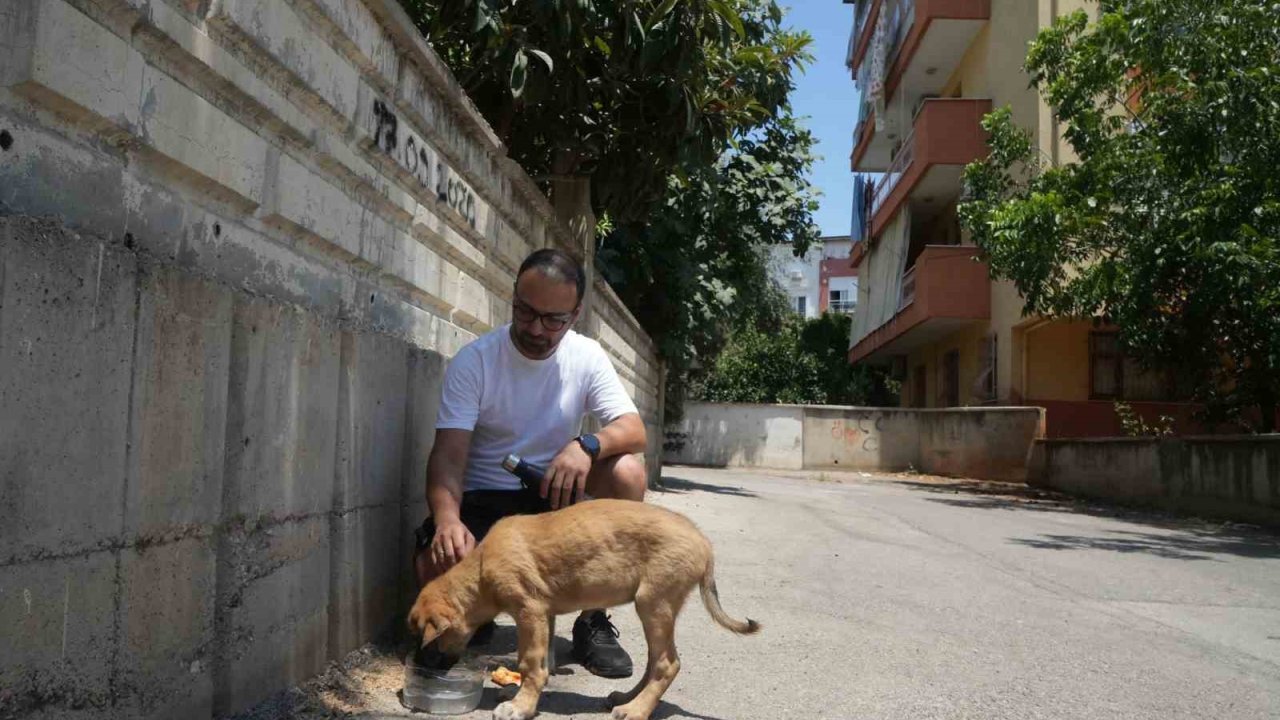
top-left (435, 324), bottom-right (639, 491)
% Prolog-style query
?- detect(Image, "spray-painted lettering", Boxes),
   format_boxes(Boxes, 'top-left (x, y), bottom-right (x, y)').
top-left (370, 99), bottom-right (477, 228)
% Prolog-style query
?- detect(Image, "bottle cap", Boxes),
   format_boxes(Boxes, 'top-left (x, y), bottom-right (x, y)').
top-left (501, 454), bottom-right (521, 473)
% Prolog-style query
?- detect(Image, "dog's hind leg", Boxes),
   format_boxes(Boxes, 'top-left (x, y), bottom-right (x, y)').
top-left (609, 593), bottom-right (684, 720)
top-left (606, 650), bottom-right (652, 710)
top-left (494, 607), bottom-right (551, 720)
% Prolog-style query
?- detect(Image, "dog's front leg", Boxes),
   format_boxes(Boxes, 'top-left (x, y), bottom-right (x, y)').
top-left (493, 608), bottom-right (551, 720)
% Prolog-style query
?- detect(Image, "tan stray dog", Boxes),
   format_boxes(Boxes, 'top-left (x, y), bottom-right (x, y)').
top-left (407, 499), bottom-right (760, 720)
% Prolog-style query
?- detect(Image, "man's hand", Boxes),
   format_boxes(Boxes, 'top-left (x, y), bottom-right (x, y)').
top-left (430, 518), bottom-right (476, 571)
top-left (542, 441), bottom-right (592, 509)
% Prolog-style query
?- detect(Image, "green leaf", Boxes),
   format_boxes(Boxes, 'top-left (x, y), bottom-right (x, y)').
top-left (707, 0), bottom-right (746, 39)
top-left (510, 48), bottom-right (529, 98)
top-left (528, 48), bottom-right (554, 73)
top-left (645, 0), bottom-right (679, 31)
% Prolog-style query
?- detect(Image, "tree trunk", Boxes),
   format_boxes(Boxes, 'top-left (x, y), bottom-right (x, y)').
top-left (549, 163), bottom-right (597, 333)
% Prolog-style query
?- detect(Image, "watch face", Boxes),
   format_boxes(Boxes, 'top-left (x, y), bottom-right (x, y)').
top-left (580, 434), bottom-right (600, 457)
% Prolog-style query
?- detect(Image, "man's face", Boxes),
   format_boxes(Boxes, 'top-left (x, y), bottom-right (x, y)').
top-left (510, 269), bottom-right (579, 360)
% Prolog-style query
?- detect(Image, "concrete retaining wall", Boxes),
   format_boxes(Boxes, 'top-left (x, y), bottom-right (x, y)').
top-left (1030, 436), bottom-right (1280, 526)
top-left (666, 403), bottom-right (1045, 481)
top-left (0, 1), bottom-right (662, 717)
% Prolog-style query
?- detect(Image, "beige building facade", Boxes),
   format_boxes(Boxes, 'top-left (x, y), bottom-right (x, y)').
top-left (842, 0), bottom-right (1195, 437)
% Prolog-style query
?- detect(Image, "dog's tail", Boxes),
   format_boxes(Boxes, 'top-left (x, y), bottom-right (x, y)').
top-left (699, 554), bottom-right (761, 635)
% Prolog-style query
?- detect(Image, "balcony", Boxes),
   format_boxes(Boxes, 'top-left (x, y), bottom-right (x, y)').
top-left (848, 245), bottom-right (990, 364)
top-left (868, 98), bottom-right (992, 238)
top-left (897, 266), bottom-right (916, 311)
top-left (829, 299), bottom-right (858, 315)
top-left (850, 0), bottom-right (991, 172)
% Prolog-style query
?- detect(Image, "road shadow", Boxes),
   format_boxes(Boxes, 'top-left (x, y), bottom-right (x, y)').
top-left (654, 475), bottom-right (758, 498)
top-left (480, 688), bottom-right (729, 720)
top-left (1008, 528), bottom-right (1280, 561)
top-left (895, 478), bottom-right (1280, 561)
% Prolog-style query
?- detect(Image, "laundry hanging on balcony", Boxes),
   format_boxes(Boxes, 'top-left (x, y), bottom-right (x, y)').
top-left (850, 175), bottom-right (872, 243)
top-left (868, 6), bottom-right (889, 132)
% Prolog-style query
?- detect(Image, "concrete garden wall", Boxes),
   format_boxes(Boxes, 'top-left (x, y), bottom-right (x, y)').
top-left (0, 1), bottom-right (662, 716)
top-left (1030, 436), bottom-right (1280, 526)
top-left (666, 403), bottom-right (1045, 481)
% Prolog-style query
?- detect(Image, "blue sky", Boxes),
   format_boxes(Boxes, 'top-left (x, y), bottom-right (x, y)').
top-left (784, 1), bottom-right (859, 238)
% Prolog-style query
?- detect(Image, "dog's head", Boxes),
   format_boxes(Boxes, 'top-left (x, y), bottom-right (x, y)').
top-left (407, 581), bottom-right (468, 655)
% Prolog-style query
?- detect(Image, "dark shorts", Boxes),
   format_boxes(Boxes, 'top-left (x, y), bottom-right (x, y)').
top-left (413, 488), bottom-right (550, 551)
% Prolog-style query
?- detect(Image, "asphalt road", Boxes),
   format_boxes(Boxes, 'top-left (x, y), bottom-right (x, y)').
top-left (247, 466), bottom-right (1280, 720)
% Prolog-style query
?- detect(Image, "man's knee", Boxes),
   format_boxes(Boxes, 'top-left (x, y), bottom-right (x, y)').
top-left (591, 454), bottom-right (648, 501)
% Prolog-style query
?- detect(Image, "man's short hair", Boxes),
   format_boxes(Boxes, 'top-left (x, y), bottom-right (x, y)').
top-left (517, 248), bottom-right (586, 304)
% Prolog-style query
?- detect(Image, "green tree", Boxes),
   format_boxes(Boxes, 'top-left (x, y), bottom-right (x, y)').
top-left (399, 0), bottom-right (810, 223)
top-left (597, 114), bottom-right (823, 417)
top-left (696, 312), bottom-right (894, 407)
top-left (959, 0), bottom-right (1280, 431)
top-left (697, 321), bottom-right (826, 405)
top-left (400, 0), bottom-right (819, 423)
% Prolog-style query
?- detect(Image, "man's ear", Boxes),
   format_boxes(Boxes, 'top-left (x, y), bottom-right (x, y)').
top-left (421, 617), bottom-right (452, 649)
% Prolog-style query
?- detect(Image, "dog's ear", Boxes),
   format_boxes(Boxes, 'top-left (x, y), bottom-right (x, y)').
top-left (420, 617), bottom-right (452, 648)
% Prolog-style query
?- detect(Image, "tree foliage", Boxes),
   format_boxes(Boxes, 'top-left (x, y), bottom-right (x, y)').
top-left (402, 0), bottom-right (822, 421)
top-left (959, 0), bottom-right (1280, 431)
top-left (399, 0), bottom-right (811, 223)
top-left (596, 115), bottom-right (823, 417)
top-left (696, 312), bottom-right (893, 406)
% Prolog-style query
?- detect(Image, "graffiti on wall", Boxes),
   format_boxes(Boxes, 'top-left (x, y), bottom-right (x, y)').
top-left (371, 100), bottom-right (478, 228)
top-left (829, 413), bottom-right (885, 453)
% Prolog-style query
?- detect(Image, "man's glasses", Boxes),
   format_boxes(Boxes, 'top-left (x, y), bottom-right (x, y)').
top-left (512, 296), bottom-right (576, 331)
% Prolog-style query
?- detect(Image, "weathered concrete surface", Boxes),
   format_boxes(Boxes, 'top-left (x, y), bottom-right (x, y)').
top-left (214, 516), bottom-right (331, 718)
top-left (0, 221), bottom-right (137, 563)
top-left (235, 467), bottom-right (1280, 720)
top-left (117, 537), bottom-right (217, 720)
top-left (0, 551), bottom-right (118, 719)
top-left (667, 404), bottom-right (805, 470)
top-left (1031, 436), bottom-right (1280, 527)
top-left (0, 0), bottom-right (664, 714)
top-left (669, 402), bottom-right (1044, 481)
top-left (125, 266), bottom-right (232, 541)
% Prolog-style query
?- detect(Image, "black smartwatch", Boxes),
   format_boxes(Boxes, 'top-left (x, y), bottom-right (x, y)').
top-left (575, 433), bottom-right (601, 461)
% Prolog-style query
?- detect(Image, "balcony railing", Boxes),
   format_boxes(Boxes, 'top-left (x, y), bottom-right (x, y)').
top-left (872, 127), bottom-right (915, 216)
top-left (829, 299), bottom-right (858, 315)
top-left (898, 266), bottom-right (917, 311)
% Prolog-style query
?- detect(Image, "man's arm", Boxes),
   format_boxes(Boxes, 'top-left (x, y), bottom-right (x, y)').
top-left (426, 428), bottom-right (474, 566)
top-left (594, 411), bottom-right (647, 459)
top-left (542, 412), bottom-right (647, 509)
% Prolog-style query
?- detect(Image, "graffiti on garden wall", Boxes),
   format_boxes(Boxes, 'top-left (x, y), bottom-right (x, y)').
top-left (830, 414), bottom-right (884, 453)
top-left (370, 99), bottom-right (478, 228)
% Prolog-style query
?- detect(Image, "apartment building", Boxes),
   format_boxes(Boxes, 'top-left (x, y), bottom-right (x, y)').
top-left (841, 0), bottom-right (1195, 436)
top-left (770, 235), bottom-right (859, 318)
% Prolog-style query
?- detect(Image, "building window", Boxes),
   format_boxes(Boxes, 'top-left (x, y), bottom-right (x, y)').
top-left (829, 289), bottom-right (856, 314)
top-left (1089, 331), bottom-right (1175, 401)
top-left (794, 295), bottom-right (807, 315)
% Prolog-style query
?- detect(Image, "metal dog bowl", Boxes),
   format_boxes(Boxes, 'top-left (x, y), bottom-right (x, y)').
top-left (403, 652), bottom-right (485, 715)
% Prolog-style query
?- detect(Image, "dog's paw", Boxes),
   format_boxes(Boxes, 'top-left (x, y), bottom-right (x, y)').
top-left (494, 700), bottom-right (530, 720)
top-left (606, 691), bottom-right (632, 709)
top-left (610, 703), bottom-right (650, 720)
